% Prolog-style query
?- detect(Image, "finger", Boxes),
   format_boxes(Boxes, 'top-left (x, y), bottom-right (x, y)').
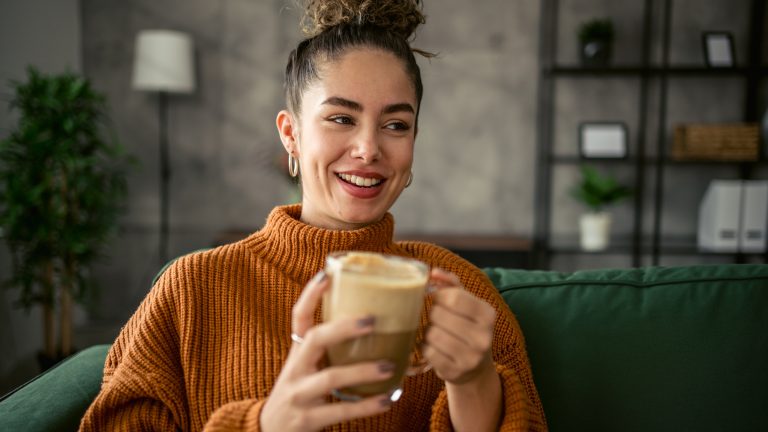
top-left (429, 304), bottom-right (493, 353)
top-left (422, 343), bottom-right (458, 381)
top-left (429, 268), bottom-right (463, 290)
top-left (305, 394), bottom-right (393, 430)
top-left (424, 326), bottom-right (488, 383)
top-left (425, 324), bottom-right (462, 362)
top-left (292, 271), bottom-right (330, 338)
top-left (292, 360), bottom-right (395, 404)
top-left (293, 315), bottom-right (375, 371)
top-left (432, 287), bottom-right (496, 324)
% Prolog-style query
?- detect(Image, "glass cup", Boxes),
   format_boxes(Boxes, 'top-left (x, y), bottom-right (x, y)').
top-left (323, 251), bottom-right (432, 402)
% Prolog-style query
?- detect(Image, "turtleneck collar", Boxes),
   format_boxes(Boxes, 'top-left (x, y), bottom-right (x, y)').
top-left (243, 204), bottom-right (399, 283)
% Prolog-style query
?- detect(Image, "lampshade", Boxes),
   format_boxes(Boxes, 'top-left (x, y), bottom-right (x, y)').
top-left (132, 30), bottom-right (195, 93)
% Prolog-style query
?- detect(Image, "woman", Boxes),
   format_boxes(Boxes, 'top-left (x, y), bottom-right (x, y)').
top-left (80, 1), bottom-right (546, 430)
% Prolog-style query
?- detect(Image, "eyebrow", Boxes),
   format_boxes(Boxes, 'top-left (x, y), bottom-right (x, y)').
top-left (321, 96), bottom-right (415, 115)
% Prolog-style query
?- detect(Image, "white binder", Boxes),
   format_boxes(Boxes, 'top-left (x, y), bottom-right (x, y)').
top-left (698, 180), bottom-right (743, 252)
top-left (740, 181), bottom-right (768, 253)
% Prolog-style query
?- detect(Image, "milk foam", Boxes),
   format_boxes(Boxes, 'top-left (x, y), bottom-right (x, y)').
top-left (324, 252), bottom-right (428, 333)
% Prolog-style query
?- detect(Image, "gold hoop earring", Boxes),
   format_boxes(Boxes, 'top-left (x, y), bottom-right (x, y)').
top-left (405, 171), bottom-right (413, 188)
top-left (288, 154), bottom-right (299, 178)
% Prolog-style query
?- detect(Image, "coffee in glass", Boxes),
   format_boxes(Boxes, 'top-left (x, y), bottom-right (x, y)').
top-left (323, 251), bottom-right (431, 401)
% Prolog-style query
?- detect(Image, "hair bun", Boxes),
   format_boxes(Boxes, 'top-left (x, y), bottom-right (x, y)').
top-left (301, 0), bottom-right (426, 40)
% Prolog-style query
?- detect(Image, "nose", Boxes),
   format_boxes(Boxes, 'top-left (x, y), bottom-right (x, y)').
top-left (350, 127), bottom-right (381, 164)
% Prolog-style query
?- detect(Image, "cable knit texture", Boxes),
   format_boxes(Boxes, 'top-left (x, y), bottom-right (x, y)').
top-left (79, 205), bottom-right (547, 431)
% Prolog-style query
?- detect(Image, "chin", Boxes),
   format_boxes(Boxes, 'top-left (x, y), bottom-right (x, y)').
top-left (337, 202), bottom-right (389, 226)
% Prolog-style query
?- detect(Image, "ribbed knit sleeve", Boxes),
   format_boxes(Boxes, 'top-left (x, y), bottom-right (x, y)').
top-left (204, 399), bottom-right (265, 431)
top-left (79, 255), bottom-right (268, 432)
top-left (79, 259), bottom-right (190, 431)
top-left (398, 242), bottom-right (548, 431)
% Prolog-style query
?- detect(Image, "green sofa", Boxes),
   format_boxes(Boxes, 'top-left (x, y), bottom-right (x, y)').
top-left (2, 263), bottom-right (767, 431)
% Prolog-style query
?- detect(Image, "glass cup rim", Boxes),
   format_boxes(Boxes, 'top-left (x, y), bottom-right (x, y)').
top-left (325, 251), bottom-right (429, 275)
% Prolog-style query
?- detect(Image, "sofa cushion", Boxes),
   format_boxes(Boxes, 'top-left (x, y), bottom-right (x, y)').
top-left (0, 344), bottom-right (109, 432)
top-left (485, 264), bottom-right (768, 431)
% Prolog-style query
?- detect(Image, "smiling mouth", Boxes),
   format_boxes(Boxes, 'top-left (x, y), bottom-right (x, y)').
top-left (336, 173), bottom-right (384, 188)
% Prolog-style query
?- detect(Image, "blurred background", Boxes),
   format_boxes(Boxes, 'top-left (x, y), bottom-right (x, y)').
top-left (1, 0), bottom-right (766, 395)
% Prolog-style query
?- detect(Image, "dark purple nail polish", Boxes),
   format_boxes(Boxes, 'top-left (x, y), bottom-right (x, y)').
top-left (378, 361), bottom-right (395, 373)
top-left (357, 315), bottom-right (375, 327)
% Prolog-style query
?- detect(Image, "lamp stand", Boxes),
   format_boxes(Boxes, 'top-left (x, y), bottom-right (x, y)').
top-left (158, 91), bottom-right (170, 263)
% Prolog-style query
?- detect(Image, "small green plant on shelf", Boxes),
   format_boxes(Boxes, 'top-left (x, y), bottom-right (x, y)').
top-left (571, 166), bottom-right (631, 212)
top-left (578, 18), bottom-right (615, 67)
top-left (570, 166), bottom-right (631, 251)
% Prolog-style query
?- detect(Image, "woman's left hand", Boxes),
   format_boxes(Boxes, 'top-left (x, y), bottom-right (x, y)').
top-left (423, 268), bottom-right (497, 385)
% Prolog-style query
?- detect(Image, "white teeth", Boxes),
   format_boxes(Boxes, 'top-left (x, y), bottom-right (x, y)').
top-left (337, 173), bottom-right (382, 187)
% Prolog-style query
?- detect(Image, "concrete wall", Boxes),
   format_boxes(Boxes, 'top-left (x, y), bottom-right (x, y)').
top-left (0, 0), bottom-right (82, 394)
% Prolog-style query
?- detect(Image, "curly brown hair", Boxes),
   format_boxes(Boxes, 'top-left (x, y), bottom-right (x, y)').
top-left (301, 0), bottom-right (426, 41)
top-left (284, 0), bottom-right (434, 123)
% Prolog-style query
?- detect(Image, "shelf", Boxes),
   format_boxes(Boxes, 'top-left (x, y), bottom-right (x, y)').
top-left (545, 65), bottom-right (763, 77)
top-left (549, 155), bottom-right (768, 166)
top-left (663, 158), bottom-right (767, 166)
top-left (549, 236), bottom-right (767, 257)
top-left (550, 155), bottom-right (637, 164)
top-left (534, 0), bottom-right (767, 269)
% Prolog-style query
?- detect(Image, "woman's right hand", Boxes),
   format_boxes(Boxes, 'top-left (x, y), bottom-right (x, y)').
top-left (259, 271), bottom-right (395, 432)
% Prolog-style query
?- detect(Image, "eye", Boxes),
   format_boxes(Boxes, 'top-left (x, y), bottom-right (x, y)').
top-left (329, 115), bottom-right (354, 125)
top-left (385, 121), bottom-right (411, 131)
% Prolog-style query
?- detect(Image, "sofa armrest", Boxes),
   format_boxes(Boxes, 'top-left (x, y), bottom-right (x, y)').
top-left (0, 344), bottom-right (110, 432)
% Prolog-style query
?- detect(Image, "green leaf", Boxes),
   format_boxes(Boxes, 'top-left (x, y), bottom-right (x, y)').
top-left (0, 66), bottom-right (133, 314)
top-left (571, 166), bottom-right (632, 212)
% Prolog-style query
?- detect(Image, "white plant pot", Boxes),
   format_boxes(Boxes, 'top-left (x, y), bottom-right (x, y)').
top-left (580, 212), bottom-right (612, 251)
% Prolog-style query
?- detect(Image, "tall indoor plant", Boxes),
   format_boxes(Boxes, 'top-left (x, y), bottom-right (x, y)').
top-left (571, 166), bottom-right (631, 251)
top-left (0, 67), bottom-right (130, 366)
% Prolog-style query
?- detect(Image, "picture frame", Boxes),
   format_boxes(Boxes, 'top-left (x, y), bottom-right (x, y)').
top-left (702, 32), bottom-right (735, 67)
top-left (579, 122), bottom-right (628, 159)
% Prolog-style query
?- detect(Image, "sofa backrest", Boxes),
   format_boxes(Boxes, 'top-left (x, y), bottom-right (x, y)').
top-left (485, 264), bottom-right (768, 431)
top-left (0, 344), bottom-right (109, 431)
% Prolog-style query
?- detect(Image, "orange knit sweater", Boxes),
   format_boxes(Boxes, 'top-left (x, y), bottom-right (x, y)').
top-left (80, 205), bottom-right (547, 431)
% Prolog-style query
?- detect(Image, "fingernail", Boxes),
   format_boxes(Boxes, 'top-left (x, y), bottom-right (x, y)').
top-left (379, 397), bottom-right (393, 407)
top-left (357, 315), bottom-right (375, 328)
top-left (378, 361), bottom-right (395, 373)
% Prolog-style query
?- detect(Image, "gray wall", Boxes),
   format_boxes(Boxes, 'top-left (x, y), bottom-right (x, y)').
top-left (77, 0), bottom-right (543, 327)
top-left (1, 0), bottom-right (762, 393)
top-left (0, 0), bottom-right (82, 394)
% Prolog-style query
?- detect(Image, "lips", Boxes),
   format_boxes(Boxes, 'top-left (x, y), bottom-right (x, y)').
top-left (335, 171), bottom-right (386, 199)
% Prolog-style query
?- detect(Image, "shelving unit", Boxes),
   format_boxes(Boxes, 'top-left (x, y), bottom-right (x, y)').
top-left (533, 0), bottom-right (767, 270)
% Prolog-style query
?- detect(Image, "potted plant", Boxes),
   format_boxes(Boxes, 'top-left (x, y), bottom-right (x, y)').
top-left (0, 67), bottom-right (131, 369)
top-left (570, 166), bottom-right (631, 251)
top-left (578, 18), bottom-right (614, 67)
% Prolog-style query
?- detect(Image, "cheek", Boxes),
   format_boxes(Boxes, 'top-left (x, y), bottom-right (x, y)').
top-left (391, 141), bottom-right (415, 170)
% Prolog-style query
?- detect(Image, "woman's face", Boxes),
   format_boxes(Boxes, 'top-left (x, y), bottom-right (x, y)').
top-left (277, 48), bottom-right (418, 230)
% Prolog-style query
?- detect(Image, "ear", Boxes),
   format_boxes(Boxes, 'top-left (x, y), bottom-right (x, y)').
top-left (276, 110), bottom-right (299, 155)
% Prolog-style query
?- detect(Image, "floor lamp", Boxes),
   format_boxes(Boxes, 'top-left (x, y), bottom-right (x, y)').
top-left (132, 30), bottom-right (195, 263)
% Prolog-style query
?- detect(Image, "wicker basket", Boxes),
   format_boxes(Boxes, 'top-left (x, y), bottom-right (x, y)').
top-left (671, 123), bottom-right (760, 161)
